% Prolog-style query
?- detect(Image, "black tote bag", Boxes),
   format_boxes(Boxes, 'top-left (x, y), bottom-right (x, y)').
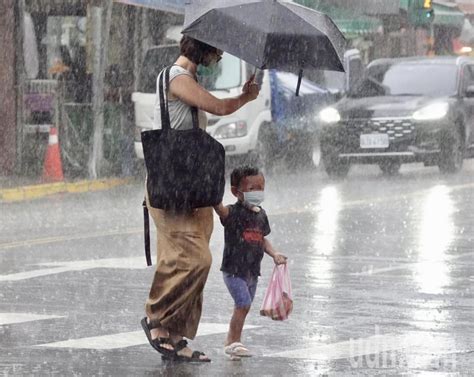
top-left (141, 66), bottom-right (225, 212)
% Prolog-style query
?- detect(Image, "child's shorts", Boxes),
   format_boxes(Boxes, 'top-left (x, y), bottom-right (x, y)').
top-left (223, 272), bottom-right (258, 308)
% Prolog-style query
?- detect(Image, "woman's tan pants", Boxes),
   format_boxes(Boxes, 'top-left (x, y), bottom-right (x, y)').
top-left (145, 201), bottom-right (213, 340)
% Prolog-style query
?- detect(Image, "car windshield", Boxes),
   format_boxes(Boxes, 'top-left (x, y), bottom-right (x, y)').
top-left (350, 63), bottom-right (458, 98)
top-left (199, 53), bottom-right (241, 91)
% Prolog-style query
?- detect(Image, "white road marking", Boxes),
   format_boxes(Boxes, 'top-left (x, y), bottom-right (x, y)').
top-left (0, 313), bottom-right (64, 326)
top-left (37, 257), bottom-right (145, 269)
top-left (268, 331), bottom-right (455, 361)
top-left (351, 251), bottom-right (474, 277)
top-left (0, 257), bottom-right (146, 282)
top-left (2, 249), bottom-right (472, 282)
top-left (4, 313), bottom-right (464, 361)
top-left (35, 323), bottom-right (259, 350)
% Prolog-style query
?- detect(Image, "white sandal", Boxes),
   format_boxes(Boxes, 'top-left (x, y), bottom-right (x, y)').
top-left (224, 342), bottom-right (252, 357)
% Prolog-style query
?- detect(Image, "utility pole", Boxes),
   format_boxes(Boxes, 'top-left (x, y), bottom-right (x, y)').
top-left (88, 0), bottom-right (113, 179)
top-left (15, 0), bottom-right (26, 174)
top-left (133, 7), bottom-right (145, 93)
top-left (119, 5), bottom-right (138, 176)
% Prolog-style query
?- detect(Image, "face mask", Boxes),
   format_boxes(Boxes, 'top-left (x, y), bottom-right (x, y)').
top-left (197, 59), bottom-right (219, 77)
top-left (242, 190), bottom-right (265, 207)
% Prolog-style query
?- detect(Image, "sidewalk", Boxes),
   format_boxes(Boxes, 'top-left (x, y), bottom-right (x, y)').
top-left (0, 175), bottom-right (133, 203)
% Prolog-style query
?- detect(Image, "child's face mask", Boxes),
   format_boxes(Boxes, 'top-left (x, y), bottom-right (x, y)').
top-left (241, 190), bottom-right (265, 206)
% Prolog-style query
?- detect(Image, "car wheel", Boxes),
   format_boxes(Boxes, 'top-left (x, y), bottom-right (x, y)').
top-left (379, 161), bottom-right (401, 175)
top-left (321, 145), bottom-right (350, 178)
top-left (438, 125), bottom-right (465, 174)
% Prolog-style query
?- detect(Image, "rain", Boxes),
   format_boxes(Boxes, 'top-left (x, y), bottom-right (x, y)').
top-left (1, 0), bottom-right (473, 375)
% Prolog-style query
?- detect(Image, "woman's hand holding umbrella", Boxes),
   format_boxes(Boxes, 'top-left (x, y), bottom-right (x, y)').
top-left (242, 74), bottom-right (259, 101)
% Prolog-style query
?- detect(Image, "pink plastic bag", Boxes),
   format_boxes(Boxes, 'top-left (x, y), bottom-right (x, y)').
top-left (260, 264), bottom-right (293, 321)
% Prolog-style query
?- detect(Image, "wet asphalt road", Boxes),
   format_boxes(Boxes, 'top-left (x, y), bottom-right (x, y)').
top-left (1, 161), bottom-right (473, 376)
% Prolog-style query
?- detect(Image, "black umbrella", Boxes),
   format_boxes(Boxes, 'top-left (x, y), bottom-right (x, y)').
top-left (182, 0), bottom-right (347, 95)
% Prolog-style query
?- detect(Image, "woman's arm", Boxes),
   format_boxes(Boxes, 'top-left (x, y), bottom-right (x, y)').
top-left (169, 75), bottom-right (259, 116)
top-left (213, 202), bottom-right (230, 219)
top-left (264, 238), bottom-right (287, 265)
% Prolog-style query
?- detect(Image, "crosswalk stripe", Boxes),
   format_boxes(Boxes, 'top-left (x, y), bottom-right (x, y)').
top-left (0, 313), bottom-right (64, 326)
top-left (350, 251), bottom-right (474, 277)
top-left (35, 323), bottom-right (259, 350)
top-left (267, 331), bottom-right (455, 360)
top-left (4, 314), bottom-right (465, 363)
top-left (0, 257), bottom-right (146, 282)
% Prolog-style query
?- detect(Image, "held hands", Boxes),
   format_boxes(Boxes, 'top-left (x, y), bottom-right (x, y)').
top-left (213, 202), bottom-right (230, 219)
top-left (242, 74), bottom-right (259, 101)
top-left (273, 253), bottom-right (288, 265)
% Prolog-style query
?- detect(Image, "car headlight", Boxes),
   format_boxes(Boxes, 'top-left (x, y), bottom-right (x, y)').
top-left (412, 102), bottom-right (449, 121)
top-left (214, 121), bottom-right (247, 139)
top-left (318, 107), bottom-right (341, 124)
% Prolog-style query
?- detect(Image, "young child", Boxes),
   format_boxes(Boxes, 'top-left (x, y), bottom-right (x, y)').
top-left (213, 165), bottom-right (287, 359)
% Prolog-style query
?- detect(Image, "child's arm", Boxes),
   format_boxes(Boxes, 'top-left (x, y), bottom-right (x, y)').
top-left (213, 202), bottom-right (230, 219)
top-left (263, 238), bottom-right (287, 265)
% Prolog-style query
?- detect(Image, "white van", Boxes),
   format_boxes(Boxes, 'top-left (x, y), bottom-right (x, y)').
top-left (132, 44), bottom-right (335, 169)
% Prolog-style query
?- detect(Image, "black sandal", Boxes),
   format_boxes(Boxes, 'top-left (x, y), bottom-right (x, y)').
top-left (140, 317), bottom-right (175, 358)
top-left (164, 339), bottom-right (211, 363)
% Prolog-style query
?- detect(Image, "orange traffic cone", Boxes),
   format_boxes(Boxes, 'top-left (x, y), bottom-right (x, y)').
top-left (42, 127), bottom-right (64, 182)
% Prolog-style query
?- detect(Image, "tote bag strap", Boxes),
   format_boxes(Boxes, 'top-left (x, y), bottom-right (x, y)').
top-left (158, 67), bottom-right (171, 130)
top-left (143, 199), bottom-right (152, 266)
top-left (160, 66), bottom-right (199, 130)
top-left (191, 106), bottom-right (199, 130)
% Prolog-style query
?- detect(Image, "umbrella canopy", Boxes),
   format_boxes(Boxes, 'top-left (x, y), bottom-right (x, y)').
top-left (183, 0), bottom-right (346, 70)
top-left (182, 0), bottom-right (347, 95)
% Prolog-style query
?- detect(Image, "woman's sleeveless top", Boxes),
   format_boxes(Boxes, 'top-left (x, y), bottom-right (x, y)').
top-left (153, 65), bottom-right (207, 130)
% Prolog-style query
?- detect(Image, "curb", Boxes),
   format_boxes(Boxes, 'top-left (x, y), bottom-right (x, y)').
top-left (0, 178), bottom-right (132, 203)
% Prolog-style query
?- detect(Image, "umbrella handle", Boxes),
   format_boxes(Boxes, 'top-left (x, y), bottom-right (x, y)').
top-left (296, 69), bottom-right (303, 97)
top-left (252, 66), bottom-right (258, 83)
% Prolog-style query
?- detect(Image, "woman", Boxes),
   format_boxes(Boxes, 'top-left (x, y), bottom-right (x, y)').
top-left (141, 36), bottom-right (259, 362)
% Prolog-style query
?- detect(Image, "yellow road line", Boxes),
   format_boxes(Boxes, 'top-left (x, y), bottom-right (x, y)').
top-left (0, 178), bottom-right (131, 203)
top-left (1, 181), bottom-right (472, 251)
top-left (0, 228), bottom-right (142, 250)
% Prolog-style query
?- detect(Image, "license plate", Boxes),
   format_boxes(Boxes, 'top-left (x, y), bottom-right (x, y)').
top-left (360, 134), bottom-right (389, 149)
